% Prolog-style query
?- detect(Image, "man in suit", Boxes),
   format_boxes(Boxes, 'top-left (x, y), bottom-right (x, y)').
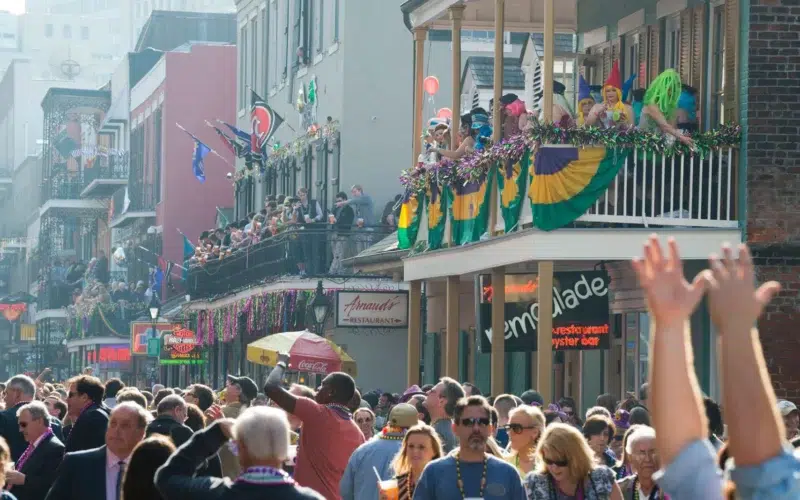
top-left (64, 375), bottom-right (109, 453)
top-left (45, 402), bottom-right (149, 500)
top-left (146, 394), bottom-right (193, 446)
top-left (5, 401), bottom-right (65, 500)
top-left (0, 375), bottom-right (63, 461)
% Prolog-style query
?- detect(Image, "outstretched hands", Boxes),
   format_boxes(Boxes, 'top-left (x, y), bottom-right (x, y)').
top-left (632, 235), bottom-right (780, 329)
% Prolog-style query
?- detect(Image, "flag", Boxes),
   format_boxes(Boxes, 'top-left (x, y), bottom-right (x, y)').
top-left (426, 178), bottom-right (448, 250)
top-left (216, 207), bottom-right (230, 228)
top-left (528, 146), bottom-right (626, 231)
top-left (182, 234), bottom-right (194, 282)
top-left (251, 90), bottom-right (284, 155)
top-left (165, 261), bottom-right (175, 290)
top-left (497, 151), bottom-right (531, 233)
top-left (397, 188), bottom-right (425, 250)
top-left (220, 121), bottom-right (251, 143)
top-left (180, 129), bottom-right (210, 183)
top-left (307, 77), bottom-right (317, 105)
top-left (450, 174), bottom-right (493, 246)
top-left (209, 124), bottom-right (236, 155)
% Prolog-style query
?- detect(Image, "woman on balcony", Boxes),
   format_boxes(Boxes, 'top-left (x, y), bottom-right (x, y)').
top-left (638, 69), bottom-right (694, 147)
top-left (429, 114), bottom-right (475, 161)
top-left (585, 62), bottom-right (634, 129)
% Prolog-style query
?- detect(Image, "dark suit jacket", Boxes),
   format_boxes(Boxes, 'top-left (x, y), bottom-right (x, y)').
top-left (43, 446), bottom-right (106, 500)
top-left (11, 433), bottom-right (65, 500)
top-left (64, 404), bottom-right (109, 453)
top-left (0, 403), bottom-right (64, 461)
top-left (146, 415), bottom-right (222, 478)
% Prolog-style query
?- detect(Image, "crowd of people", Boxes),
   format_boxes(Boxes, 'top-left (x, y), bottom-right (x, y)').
top-left (188, 184), bottom-right (402, 276)
top-left (0, 237), bottom-right (798, 499)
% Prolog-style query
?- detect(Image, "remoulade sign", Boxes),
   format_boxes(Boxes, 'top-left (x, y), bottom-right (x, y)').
top-left (478, 271), bottom-right (611, 352)
top-left (335, 291), bottom-right (409, 328)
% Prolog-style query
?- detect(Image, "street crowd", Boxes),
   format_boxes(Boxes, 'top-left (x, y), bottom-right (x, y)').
top-left (0, 237), bottom-right (799, 499)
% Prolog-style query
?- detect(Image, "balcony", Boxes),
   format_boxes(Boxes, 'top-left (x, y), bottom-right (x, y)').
top-left (80, 152), bottom-right (130, 199)
top-left (39, 172), bottom-right (106, 218)
top-left (109, 183), bottom-right (157, 228)
top-left (66, 301), bottom-right (146, 341)
top-left (187, 225), bottom-right (396, 299)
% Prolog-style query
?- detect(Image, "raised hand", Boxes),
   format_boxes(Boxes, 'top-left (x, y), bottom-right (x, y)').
top-left (631, 235), bottom-right (708, 327)
top-left (707, 244), bottom-right (780, 333)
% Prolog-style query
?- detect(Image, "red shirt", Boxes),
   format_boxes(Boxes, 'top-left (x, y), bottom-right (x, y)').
top-left (293, 397), bottom-right (365, 499)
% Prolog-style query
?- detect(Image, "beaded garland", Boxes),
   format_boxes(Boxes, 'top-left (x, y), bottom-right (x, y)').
top-left (454, 452), bottom-right (488, 499)
top-left (325, 403), bottom-right (353, 419)
top-left (236, 466), bottom-right (295, 485)
top-left (380, 426), bottom-right (406, 440)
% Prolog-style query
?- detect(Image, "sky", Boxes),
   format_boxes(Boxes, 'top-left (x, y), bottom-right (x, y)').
top-left (7, 0), bottom-right (24, 14)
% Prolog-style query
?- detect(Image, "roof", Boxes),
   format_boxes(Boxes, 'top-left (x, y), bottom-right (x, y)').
top-left (135, 10), bottom-right (237, 53)
top-left (343, 231), bottom-right (407, 268)
top-left (460, 56), bottom-right (525, 90)
top-left (519, 33), bottom-right (576, 61)
top-left (400, 0), bottom-right (427, 32)
top-left (41, 88), bottom-right (110, 109)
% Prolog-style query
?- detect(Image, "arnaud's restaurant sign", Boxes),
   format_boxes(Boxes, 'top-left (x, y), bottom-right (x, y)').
top-left (335, 290), bottom-right (409, 328)
top-left (478, 271), bottom-right (611, 352)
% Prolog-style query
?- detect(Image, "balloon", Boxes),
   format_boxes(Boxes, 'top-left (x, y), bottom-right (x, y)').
top-left (423, 76), bottom-right (440, 96)
top-left (436, 108), bottom-right (453, 120)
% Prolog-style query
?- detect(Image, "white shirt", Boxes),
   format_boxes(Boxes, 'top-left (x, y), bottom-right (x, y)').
top-left (105, 449), bottom-right (129, 500)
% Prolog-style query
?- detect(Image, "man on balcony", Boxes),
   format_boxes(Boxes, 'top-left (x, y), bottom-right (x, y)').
top-left (296, 188), bottom-right (324, 275)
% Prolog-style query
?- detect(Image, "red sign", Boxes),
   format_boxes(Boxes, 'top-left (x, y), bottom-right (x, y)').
top-left (296, 360), bottom-right (330, 374)
top-left (160, 329), bottom-right (203, 365)
top-left (87, 346), bottom-right (131, 365)
top-left (0, 303), bottom-right (26, 322)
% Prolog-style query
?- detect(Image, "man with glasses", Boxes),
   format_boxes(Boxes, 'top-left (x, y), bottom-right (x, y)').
top-left (617, 426), bottom-right (664, 499)
top-left (0, 375), bottom-right (63, 461)
top-left (4, 401), bottom-right (65, 500)
top-left (63, 375), bottom-right (108, 453)
top-left (414, 396), bottom-right (525, 499)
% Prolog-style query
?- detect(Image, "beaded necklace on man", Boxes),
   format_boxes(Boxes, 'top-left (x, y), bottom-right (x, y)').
top-left (454, 451), bottom-right (488, 499)
top-left (236, 466), bottom-right (295, 486)
top-left (325, 403), bottom-right (352, 419)
top-left (380, 426), bottom-right (405, 441)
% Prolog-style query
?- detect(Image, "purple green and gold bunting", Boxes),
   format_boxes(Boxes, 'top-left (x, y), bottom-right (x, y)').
top-left (398, 189), bottom-right (425, 249)
top-left (497, 150), bottom-right (531, 233)
top-left (426, 178), bottom-right (448, 250)
top-left (450, 173), bottom-right (493, 246)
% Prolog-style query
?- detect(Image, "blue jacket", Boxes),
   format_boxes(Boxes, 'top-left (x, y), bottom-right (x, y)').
top-left (340, 434), bottom-right (404, 500)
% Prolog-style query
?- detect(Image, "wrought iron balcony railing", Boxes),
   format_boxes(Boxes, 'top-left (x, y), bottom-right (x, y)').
top-left (187, 224), bottom-right (395, 298)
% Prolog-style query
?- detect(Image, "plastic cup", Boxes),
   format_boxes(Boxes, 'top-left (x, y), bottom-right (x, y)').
top-left (378, 479), bottom-right (399, 500)
top-left (328, 214), bottom-right (336, 223)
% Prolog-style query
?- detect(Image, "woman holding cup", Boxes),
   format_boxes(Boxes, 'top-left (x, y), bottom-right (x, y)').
top-left (380, 424), bottom-right (444, 500)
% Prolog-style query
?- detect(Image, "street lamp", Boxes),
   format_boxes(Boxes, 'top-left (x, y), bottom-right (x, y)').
top-left (310, 280), bottom-right (330, 335)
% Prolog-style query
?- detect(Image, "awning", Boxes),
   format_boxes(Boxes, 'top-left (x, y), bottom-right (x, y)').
top-left (247, 330), bottom-right (357, 377)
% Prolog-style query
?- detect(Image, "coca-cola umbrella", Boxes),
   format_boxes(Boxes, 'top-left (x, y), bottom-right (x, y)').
top-left (246, 330), bottom-right (356, 376)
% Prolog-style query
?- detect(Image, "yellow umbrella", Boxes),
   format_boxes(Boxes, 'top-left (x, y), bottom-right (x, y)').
top-left (247, 330), bottom-right (357, 377)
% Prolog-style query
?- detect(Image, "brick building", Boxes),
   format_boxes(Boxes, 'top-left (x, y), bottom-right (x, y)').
top-left (747, 0), bottom-right (800, 400)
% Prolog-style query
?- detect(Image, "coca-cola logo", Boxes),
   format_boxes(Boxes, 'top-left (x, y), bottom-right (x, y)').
top-left (297, 360), bottom-right (329, 373)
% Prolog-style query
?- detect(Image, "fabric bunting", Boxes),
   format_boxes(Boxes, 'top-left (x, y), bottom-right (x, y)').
top-left (397, 189), bottom-right (425, 250)
top-left (497, 151), bottom-right (531, 233)
top-left (450, 173), bottom-right (493, 246)
top-left (426, 179), bottom-right (448, 250)
top-left (528, 146), bottom-right (626, 231)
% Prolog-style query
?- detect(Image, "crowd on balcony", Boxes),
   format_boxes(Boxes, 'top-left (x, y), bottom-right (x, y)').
top-left (188, 184), bottom-right (400, 277)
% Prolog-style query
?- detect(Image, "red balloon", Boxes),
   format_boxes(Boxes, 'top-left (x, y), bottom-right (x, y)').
top-left (436, 108), bottom-right (453, 120)
top-left (423, 76), bottom-right (440, 96)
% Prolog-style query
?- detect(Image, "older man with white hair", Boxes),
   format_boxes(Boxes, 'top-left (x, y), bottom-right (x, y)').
top-left (0, 375), bottom-right (63, 461)
top-left (155, 406), bottom-right (323, 499)
top-left (617, 425), bottom-right (664, 499)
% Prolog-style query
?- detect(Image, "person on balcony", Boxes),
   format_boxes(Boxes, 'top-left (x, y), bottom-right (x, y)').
top-left (429, 114), bottom-right (475, 161)
top-left (585, 62), bottom-right (634, 129)
top-left (576, 76), bottom-right (596, 126)
top-left (490, 93), bottom-right (531, 139)
top-left (329, 192), bottom-right (355, 275)
top-left (336, 185), bottom-right (375, 255)
top-left (94, 250), bottom-right (109, 284)
top-left (676, 84), bottom-right (699, 134)
top-left (536, 81), bottom-right (575, 127)
top-left (296, 187), bottom-right (324, 275)
top-left (637, 69), bottom-right (694, 147)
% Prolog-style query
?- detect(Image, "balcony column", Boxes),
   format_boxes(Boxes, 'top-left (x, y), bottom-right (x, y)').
top-left (407, 280), bottom-right (423, 387)
top-left (445, 275), bottom-right (460, 378)
top-left (537, 0), bottom-right (556, 405)
top-left (450, 5), bottom-right (464, 147)
top-left (412, 28), bottom-right (429, 165)
top-left (490, 267), bottom-right (505, 395)
top-left (488, 0), bottom-right (505, 234)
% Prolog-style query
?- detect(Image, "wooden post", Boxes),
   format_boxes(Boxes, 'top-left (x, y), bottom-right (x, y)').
top-left (412, 28), bottom-right (428, 165)
top-left (490, 267), bottom-right (505, 395)
top-left (407, 280), bottom-right (422, 387)
top-left (543, 0), bottom-right (555, 123)
top-left (488, 0), bottom-right (505, 234)
top-left (537, 261), bottom-right (554, 403)
top-left (445, 275), bottom-right (460, 378)
top-left (450, 6), bottom-right (464, 148)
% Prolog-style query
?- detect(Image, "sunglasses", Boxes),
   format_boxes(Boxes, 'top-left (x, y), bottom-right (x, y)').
top-left (504, 423), bottom-right (537, 434)
top-left (543, 457), bottom-right (569, 467)
top-left (459, 417), bottom-right (490, 427)
top-left (614, 435), bottom-right (624, 442)
top-left (355, 418), bottom-right (372, 425)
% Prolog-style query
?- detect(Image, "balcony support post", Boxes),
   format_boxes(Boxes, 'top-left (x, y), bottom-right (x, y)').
top-left (407, 280), bottom-right (423, 387)
top-left (445, 275), bottom-right (460, 378)
top-left (488, 0), bottom-right (505, 235)
top-left (490, 267), bottom-right (505, 395)
top-left (412, 28), bottom-right (428, 166)
top-left (537, 260), bottom-right (555, 405)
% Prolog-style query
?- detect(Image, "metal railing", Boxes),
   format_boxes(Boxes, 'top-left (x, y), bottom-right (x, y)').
top-left (579, 146), bottom-right (737, 227)
top-left (187, 224), bottom-right (395, 298)
top-left (85, 153), bottom-right (130, 182)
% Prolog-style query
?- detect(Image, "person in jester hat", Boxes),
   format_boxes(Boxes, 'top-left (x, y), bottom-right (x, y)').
top-left (576, 75), bottom-right (595, 126)
top-left (638, 69), bottom-right (695, 147)
top-left (586, 61), bottom-right (634, 128)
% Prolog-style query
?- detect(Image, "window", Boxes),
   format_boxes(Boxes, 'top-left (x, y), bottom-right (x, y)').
top-left (45, 24), bottom-right (53, 37)
top-left (154, 107), bottom-right (162, 203)
top-left (63, 25), bottom-right (72, 38)
top-left (314, 0), bottom-right (323, 54)
top-left (624, 31), bottom-right (640, 90)
top-left (251, 17), bottom-right (258, 91)
top-left (282, 0), bottom-right (290, 79)
top-left (710, 4), bottom-right (725, 126)
top-left (262, 7), bottom-right (269, 90)
top-left (239, 24), bottom-right (247, 109)
top-left (333, 0), bottom-right (339, 42)
top-left (663, 15), bottom-right (680, 70)
top-left (269, 1), bottom-right (278, 87)
top-left (81, 26), bottom-right (89, 40)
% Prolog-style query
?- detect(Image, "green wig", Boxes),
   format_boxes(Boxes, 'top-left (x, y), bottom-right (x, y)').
top-left (644, 69), bottom-right (682, 120)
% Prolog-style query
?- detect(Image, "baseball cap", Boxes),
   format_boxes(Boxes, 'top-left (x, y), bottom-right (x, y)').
top-left (227, 375), bottom-right (259, 402)
top-left (388, 403), bottom-right (419, 429)
top-left (778, 400), bottom-right (798, 416)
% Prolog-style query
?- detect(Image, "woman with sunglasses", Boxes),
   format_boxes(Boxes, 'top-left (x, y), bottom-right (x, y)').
top-left (505, 405), bottom-right (546, 477)
top-left (526, 423), bottom-right (623, 499)
top-left (382, 424), bottom-right (443, 499)
top-left (354, 407), bottom-right (376, 440)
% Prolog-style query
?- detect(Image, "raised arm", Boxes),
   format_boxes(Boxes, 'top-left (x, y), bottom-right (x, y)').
top-left (641, 104), bottom-right (694, 146)
top-left (708, 245), bottom-right (782, 466)
top-left (262, 352), bottom-right (297, 414)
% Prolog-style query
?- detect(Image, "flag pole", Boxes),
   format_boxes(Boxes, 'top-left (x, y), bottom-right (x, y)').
top-left (175, 122), bottom-right (235, 169)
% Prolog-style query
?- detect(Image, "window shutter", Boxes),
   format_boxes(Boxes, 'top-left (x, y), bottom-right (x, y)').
top-left (602, 43), bottom-right (613, 83)
top-left (611, 37), bottom-right (621, 71)
top-left (647, 23), bottom-right (660, 84)
top-left (679, 9), bottom-right (693, 83)
top-left (690, 4), bottom-right (706, 121)
top-left (638, 27), bottom-right (649, 88)
top-left (723, 0), bottom-right (739, 123)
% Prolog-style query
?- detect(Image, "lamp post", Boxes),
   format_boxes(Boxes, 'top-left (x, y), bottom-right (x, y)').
top-left (310, 280), bottom-right (330, 336)
top-left (148, 294), bottom-right (161, 385)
